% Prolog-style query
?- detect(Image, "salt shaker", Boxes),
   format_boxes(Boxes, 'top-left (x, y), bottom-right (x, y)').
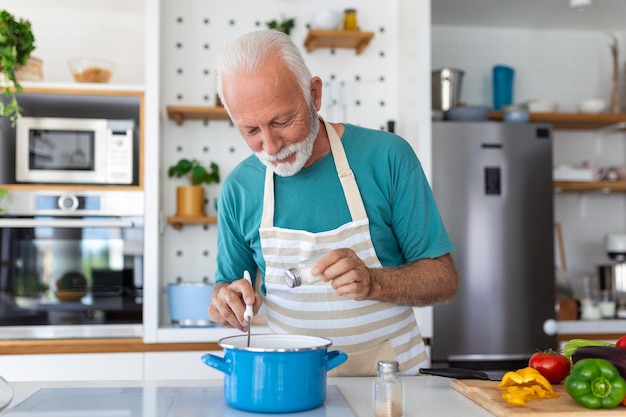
top-left (284, 254), bottom-right (325, 288)
top-left (373, 361), bottom-right (403, 417)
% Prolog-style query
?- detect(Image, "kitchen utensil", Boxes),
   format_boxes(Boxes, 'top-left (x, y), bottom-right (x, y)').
top-left (445, 105), bottom-right (490, 121)
top-left (597, 262), bottom-right (626, 318)
top-left (554, 222), bottom-right (572, 298)
top-left (451, 379), bottom-right (626, 415)
top-left (167, 278), bottom-right (214, 327)
top-left (431, 68), bottom-right (464, 111)
top-left (492, 65), bottom-right (514, 110)
top-left (419, 367), bottom-right (505, 381)
top-left (242, 270), bottom-right (253, 347)
top-left (201, 334), bottom-right (348, 413)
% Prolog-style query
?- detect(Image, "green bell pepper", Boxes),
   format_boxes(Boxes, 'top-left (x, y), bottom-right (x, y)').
top-left (565, 358), bottom-right (626, 409)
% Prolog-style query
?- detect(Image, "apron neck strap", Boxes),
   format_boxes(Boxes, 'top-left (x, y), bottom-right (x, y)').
top-left (261, 117), bottom-right (367, 228)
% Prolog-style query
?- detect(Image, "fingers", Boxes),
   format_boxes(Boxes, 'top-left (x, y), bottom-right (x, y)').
top-left (320, 250), bottom-right (372, 299)
top-left (208, 279), bottom-right (259, 331)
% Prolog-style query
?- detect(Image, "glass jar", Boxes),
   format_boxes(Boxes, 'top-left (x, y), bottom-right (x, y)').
top-left (373, 361), bottom-right (403, 417)
top-left (284, 254), bottom-right (325, 288)
top-left (343, 9), bottom-right (358, 31)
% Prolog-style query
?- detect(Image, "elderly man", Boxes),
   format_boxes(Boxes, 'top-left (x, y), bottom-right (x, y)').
top-left (208, 30), bottom-right (458, 376)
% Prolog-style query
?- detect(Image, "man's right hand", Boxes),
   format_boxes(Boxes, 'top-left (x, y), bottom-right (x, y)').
top-left (208, 280), bottom-right (261, 331)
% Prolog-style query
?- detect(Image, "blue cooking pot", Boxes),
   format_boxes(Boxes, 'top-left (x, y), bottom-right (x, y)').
top-left (201, 334), bottom-right (347, 413)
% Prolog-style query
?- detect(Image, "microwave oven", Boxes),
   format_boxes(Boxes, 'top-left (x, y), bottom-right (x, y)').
top-left (15, 117), bottom-right (134, 185)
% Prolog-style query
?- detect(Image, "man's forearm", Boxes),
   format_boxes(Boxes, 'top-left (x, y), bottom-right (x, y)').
top-left (367, 253), bottom-right (459, 306)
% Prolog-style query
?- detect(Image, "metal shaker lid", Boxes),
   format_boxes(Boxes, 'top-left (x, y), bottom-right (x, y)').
top-left (284, 268), bottom-right (302, 288)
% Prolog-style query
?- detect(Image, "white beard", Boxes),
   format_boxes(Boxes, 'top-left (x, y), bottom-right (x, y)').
top-left (255, 116), bottom-right (320, 177)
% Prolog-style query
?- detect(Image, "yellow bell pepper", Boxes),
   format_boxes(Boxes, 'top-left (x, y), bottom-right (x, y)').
top-left (498, 367), bottom-right (559, 406)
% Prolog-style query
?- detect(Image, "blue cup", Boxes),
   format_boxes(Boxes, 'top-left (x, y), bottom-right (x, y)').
top-left (492, 65), bottom-right (515, 110)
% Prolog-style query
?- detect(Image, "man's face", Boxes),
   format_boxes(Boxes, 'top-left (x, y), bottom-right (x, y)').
top-left (221, 56), bottom-right (321, 176)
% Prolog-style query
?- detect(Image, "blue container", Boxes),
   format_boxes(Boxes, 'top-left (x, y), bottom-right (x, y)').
top-left (492, 65), bottom-right (515, 110)
top-left (202, 334), bottom-right (348, 413)
top-left (167, 278), bottom-right (214, 327)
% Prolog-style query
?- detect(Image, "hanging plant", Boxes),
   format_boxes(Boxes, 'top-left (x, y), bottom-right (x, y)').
top-left (0, 9), bottom-right (36, 125)
top-left (0, 187), bottom-right (6, 213)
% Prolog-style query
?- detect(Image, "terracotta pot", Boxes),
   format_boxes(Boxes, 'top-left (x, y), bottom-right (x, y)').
top-left (176, 186), bottom-right (206, 217)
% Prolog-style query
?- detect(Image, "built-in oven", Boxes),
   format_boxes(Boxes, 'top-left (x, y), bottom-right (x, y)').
top-left (0, 190), bottom-right (144, 339)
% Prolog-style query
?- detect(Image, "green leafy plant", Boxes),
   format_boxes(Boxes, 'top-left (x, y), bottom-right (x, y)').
top-left (13, 273), bottom-right (48, 297)
top-left (266, 15), bottom-right (296, 35)
top-left (0, 187), bottom-right (6, 213)
top-left (167, 159), bottom-right (220, 186)
top-left (0, 9), bottom-right (36, 125)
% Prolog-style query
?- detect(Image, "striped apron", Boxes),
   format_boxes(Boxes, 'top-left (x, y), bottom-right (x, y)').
top-left (260, 118), bottom-right (428, 376)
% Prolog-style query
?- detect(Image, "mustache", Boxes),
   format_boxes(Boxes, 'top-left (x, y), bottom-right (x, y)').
top-left (257, 146), bottom-right (297, 162)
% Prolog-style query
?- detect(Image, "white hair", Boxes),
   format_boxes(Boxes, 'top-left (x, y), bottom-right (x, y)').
top-left (215, 30), bottom-right (313, 111)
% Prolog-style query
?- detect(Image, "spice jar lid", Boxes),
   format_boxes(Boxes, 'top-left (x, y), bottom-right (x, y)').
top-left (284, 268), bottom-right (301, 288)
top-left (378, 361), bottom-right (399, 372)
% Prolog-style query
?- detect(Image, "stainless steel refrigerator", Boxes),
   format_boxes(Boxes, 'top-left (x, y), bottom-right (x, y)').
top-left (431, 121), bottom-right (556, 368)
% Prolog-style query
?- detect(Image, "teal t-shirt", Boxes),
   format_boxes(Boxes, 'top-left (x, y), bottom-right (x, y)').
top-left (215, 123), bottom-right (453, 285)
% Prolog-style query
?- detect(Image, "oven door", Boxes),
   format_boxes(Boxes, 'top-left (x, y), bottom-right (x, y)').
top-left (0, 216), bottom-right (143, 338)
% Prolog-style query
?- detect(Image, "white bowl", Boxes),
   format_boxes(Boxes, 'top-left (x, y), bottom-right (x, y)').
top-left (578, 99), bottom-right (606, 114)
top-left (310, 10), bottom-right (341, 30)
top-left (525, 99), bottom-right (558, 113)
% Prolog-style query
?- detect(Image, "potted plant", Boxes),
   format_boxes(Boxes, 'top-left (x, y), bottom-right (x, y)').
top-left (13, 273), bottom-right (48, 309)
top-left (0, 9), bottom-right (36, 125)
top-left (266, 15), bottom-right (296, 35)
top-left (167, 159), bottom-right (220, 217)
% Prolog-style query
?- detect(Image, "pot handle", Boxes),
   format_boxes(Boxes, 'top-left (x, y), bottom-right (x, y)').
top-left (201, 353), bottom-right (232, 375)
top-left (325, 350), bottom-right (348, 372)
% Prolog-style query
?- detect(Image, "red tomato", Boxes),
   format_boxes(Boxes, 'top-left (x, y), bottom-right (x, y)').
top-left (528, 350), bottom-right (570, 384)
top-left (616, 335), bottom-right (626, 350)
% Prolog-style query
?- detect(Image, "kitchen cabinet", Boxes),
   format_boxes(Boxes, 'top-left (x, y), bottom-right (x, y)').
top-left (0, 83), bottom-right (145, 191)
top-left (303, 29), bottom-right (375, 55)
top-left (0, 353), bottom-right (144, 382)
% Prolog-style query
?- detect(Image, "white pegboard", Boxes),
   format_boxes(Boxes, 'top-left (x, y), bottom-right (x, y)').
top-left (159, 0), bottom-right (401, 325)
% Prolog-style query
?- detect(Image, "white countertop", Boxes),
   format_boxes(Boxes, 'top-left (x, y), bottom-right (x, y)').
top-left (0, 376), bottom-right (493, 417)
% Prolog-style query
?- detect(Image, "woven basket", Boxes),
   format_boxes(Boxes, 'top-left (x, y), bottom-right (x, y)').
top-left (14, 56), bottom-right (44, 81)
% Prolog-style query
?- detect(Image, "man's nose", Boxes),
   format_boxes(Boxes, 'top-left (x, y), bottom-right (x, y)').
top-left (260, 128), bottom-right (283, 155)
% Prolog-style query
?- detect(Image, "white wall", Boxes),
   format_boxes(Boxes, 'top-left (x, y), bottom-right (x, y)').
top-left (158, 0), bottom-right (402, 325)
top-left (3, 0), bottom-right (145, 85)
top-left (432, 24), bottom-right (626, 296)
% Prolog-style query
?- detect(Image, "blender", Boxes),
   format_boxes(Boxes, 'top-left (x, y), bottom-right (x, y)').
top-left (598, 234), bottom-right (626, 318)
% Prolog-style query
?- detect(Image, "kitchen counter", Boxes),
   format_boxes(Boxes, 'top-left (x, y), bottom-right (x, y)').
top-left (0, 376), bottom-right (493, 417)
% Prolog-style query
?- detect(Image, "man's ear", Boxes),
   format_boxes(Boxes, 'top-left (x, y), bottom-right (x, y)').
top-left (310, 76), bottom-right (323, 111)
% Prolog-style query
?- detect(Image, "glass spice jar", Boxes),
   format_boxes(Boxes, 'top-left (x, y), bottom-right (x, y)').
top-left (284, 254), bottom-right (325, 288)
top-left (343, 8), bottom-right (358, 31)
top-left (373, 361), bottom-right (404, 417)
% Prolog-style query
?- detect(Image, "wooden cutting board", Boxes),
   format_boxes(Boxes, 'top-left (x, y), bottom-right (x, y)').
top-left (451, 379), bottom-right (625, 416)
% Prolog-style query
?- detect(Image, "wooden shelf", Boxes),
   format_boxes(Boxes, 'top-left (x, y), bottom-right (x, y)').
top-left (166, 105), bottom-right (230, 126)
top-left (489, 111), bottom-right (626, 130)
top-left (554, 181), bottom-right (626, 192)
top-left (304, 29), bottom-right (374, 55)
top-left (166, 215), bottom-right (217, 230)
